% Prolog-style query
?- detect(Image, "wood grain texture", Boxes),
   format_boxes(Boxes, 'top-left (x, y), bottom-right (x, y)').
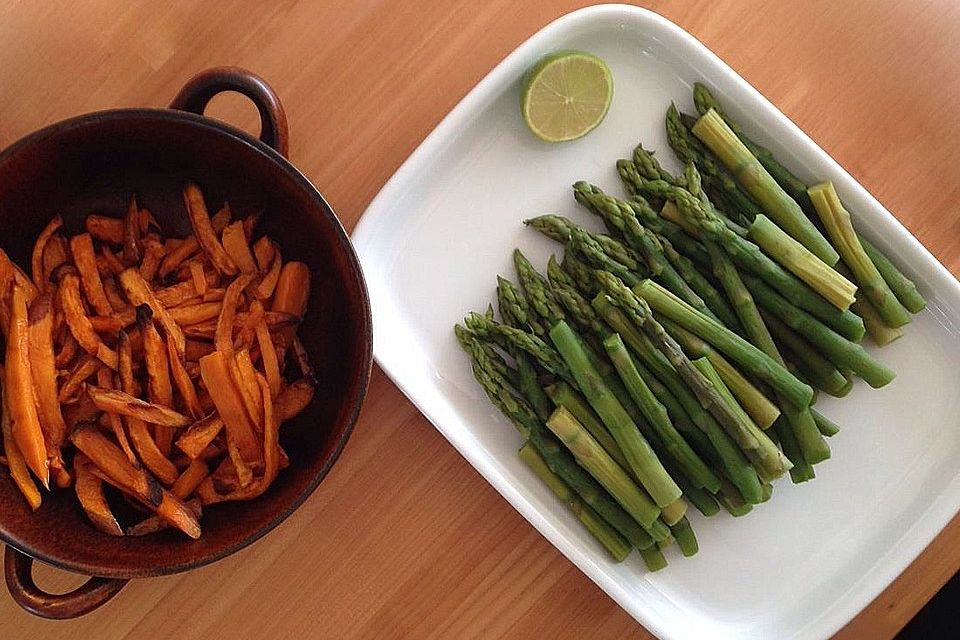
top-left (1, 0), bottom-right (957, 637)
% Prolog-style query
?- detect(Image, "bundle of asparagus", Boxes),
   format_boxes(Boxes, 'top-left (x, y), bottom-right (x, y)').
top-left (454, 84), bottom-right (925, 570)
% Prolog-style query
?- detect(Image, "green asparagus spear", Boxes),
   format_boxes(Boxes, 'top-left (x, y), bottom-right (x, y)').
top-left (740, 274), bottom-right (895, 387)
top-left (497, 275), bottom-right (544, 336)
top-left (519, 442), bottom-right (632, 561)
top-left (496, 278), bottom-right (554, 420)
top-left (716, 477), bottom-right (754, 517)
top-left (639, 544), bottom-right (668, 571)
top-left (773, 415), bottom-right (815, 483)
top-left (669, 516), bottom-right (699, 557)
top-left (860, 237), bottom-right (926, 313)
top-left (544, 382), bottom-right (629, 471)
top-left (853, 295), bottom-right (904, 347)
top-left (549, 321), bottom-right (682, 508)
top-left (807, 183), bottom-right (911, 326)
top-left (568, 227), bottom-right (641, 287)
top-left (454, 324), bottom-right (519, 388)
top-left (514, 249), bottom-right (568, 329)
top-left (811, 410), bottom-right (841, 438)
top-left (592, 295), bottom-right (764, 504)
top-left (635, 279), bottom-right (813, 408)
top-left (562, 251), bottom-right (602, 297)
top-left (692, 109), bottom-right (839, 265)
top-left (524, 215), bottom-right (643, 273)
top-left (669, 466), bottom-right (720, 517)
top-left (465, 312), bottom-right (573, 383)
top-left (604, 333), bottom-right (721, 492)
top-left (619, 161), bottom-right (865, 341)
top-left (659, 236), bottom-right (744, 333)
top-left (759, 309), bottom-right (850, 396)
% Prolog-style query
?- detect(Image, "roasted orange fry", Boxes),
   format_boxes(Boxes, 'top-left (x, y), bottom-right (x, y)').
top-left (95, 366), bottom-right (137, 465)
top-left (55, 330), bottom-right (79, 369)
top-left (277, 379), bottom-right (316, 421)
top-left (137, 305), bottom-right (175, 455)
top-left (221, 220), bottom-right (257, 275)
top-left (31, 215), bottom-right (63, 291)
top-left (175, 414), bottom-right (224, 459)
top-left (171, 458), bottom-right (209, 498)
top-left (69, 233), bottom-right (114, 315)
top-left (185, 339), bottom-right (215, 362)
top-left (56, 268), bottom-right (118, 369)
top-left (122, 196), bottom-right (142, 266)
top-left (58, 355), bottom-right (101, 404)
top-left (183, 184), bottom-right (237, 276)
top-left (235, 349), bottom-right (263, 429)
top-left (234, 300), bottom-right (264, 351)
top-left (71, 423), bottom-right (200, 539)
top-left (139, 207), bottom-right (161, 235)
top-left (169, 301), bottom-right (222, 326)
top-left (199, 352), bottom-right (261, 462)
top-left (252, 236), bottom-right (275, 271)
top-left (5, 285), bottom-right (49, 487)
top-left (189, 261), bottom-right (207, 296)
top-left (241, 213), bottom-right (260, 241)
top-left (126, 500), bottom-right (201, 536)
top-left (62, 392), bottom-right (99, 430)
top-left (271, 261), bottom-right (310, 349)
top-left (167, 334), bottom-right (202, 419)
top-left (119, 268), bottom-right (186, 357)
top-left (155, 278), bottom-right (208, 308)
top-left (158, 204), bottom-right (232, 279)
top-left (74, 455), bottom-right (123, 536)
top-left (88, 313), bottom-right (135, 334)
top-left (87, 386), bottom-right (192, 428)
top-left (255, 314), bottom-right (282, 398)
top-left (86, 214), bottom-right (123, 245)
top-left (1, 369), bottom-right (42, 511)
top-left (98, 246), bottom-right (125, 276)
top-left (254, 246), bottom-right (282, 300)
top-left (182, 310), bottom-right (300, 340)
top-left (139, 234), bottom-right (165, 283)
top-left (28, 293), bottom-right (68, 473)
top-left (41, 235), bottom-right (69, 286)
top-left (102, 276), bottom-right (131, 314)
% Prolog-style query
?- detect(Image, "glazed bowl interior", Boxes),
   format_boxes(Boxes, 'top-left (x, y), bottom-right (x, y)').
top-left (0, 110), bottom-right (371, 578)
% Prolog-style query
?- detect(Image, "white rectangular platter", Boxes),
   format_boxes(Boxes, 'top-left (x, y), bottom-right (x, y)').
top-left (352, 5), bottom-right (960, 639)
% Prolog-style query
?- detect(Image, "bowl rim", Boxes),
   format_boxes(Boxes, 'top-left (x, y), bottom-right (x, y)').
top-left (0, 107), bottom-right (374, 578)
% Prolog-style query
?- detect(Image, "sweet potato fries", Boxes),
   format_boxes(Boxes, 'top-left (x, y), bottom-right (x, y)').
top-left (0, 183), bottom-right (315, 538)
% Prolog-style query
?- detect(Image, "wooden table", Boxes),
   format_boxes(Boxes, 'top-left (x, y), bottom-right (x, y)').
top-left (1, 1), bottom-right (958, 637)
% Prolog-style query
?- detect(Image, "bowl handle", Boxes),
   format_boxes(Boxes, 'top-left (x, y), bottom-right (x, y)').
top-left (4, 546), bottom-right (128, 619)
top-left (169, 66), bottom-right (290, 157)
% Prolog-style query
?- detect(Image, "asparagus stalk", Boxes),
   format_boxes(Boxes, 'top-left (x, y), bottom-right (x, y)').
top-left (603, 333), bottom-right (721, 492)
top-left (807, 183), bottom-right (911, 326)
top-left (659, 236), bottom-right (743, 333)
top-left (624, 195), bottom-right (713, 268)
top-left (690, 358), bottom-right (792, 482)
top-left (748, 214), bottom-right (857, 311)
top-left (620, 161), bottom-right (866, 341)
top-left (514, 249), bottom-right (568, 329)
top-left (670, 466), bottom-right (720, 517)
top-left (568, 227), bottom-right (641, 287)
top-left (853, 295), bottom-right (904, 347)
top-left (740, 274), bottom-right (895, 387)
top-left (860, 237), bottom-right (926, 313)
top-left (525, 215), bottom-right (642, 273)
top-left (658, 317), bottom-right (780, 429)
top-left (773, 415), bottom-right (815, 483)
top-left (635, 280), bottom-right (813, 408)
top-left (717, 478), bottom-right (753, 517)
top-left (454, 324), bottom-right (519, 388)
top-left (458, 330), bottom-right (663, 546)
top-left (519, 442), bottom-right (632, 561)
top-left (811, 410), bottom-right (841, 438)
top-left (549, 321), bottom-right (681, 508)
top-left (691, 109), bottom-right (839, 265)
top-left (496, 279), bottom-right (553, 420)
top-left (669, 516), bottom-right (699, 557)
top-left (465, 312), bottom-right (572, 383)
top-left (546, 407), bottom-right (663, 527)
top-left (592, 295), bottom-right (765, 504)
top-left (693, 82), bottom-right (927, 314)
top-left (561, 252), bottom-right (602, 297)
top-left (639, 544), bottom-right (668, 571)
top-left (544, 382), bottom-right (629, 471)
top-left (660, 499), bottom-right (689, 526)
top-left (759, 309), bottom-right (850, 396)
top-left (497, 275), bottom-right (544, 336)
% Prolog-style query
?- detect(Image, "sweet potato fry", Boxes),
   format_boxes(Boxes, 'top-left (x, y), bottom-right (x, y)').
top-left (126, 499), bottom-right (201, 536)
top-left (70, 233), bottom-right (114, 316)
top-left (169, 301), bottom-right (222, 326)
top-left (139, 234), bottom-right (165, 283)
top-left (122, 196), bottom-right (142, 266)
top-left (42, 235), bottom-right (69, 286)
top-left (183, 184), bottom-right (237, 276)
top-left (171, 458), bottom-right (209, 498)
top-left (254, 246), bottom-right (282, 300)
top-left (119, 267), bottom-right (186, 357)
top-left (180, 310), bottom-right (300, 341)
top-left (189, 261), bottom-right (207, 296)
top-left (167, 334), bottom-right (202, 419)
top-left (155, 276), bottom-right (211, 307)
top-left (158, 204), bottom-right (232, 279)
top-left (226, 436), bottom-right (254, 488)
top-left (98, 246), bottom-right (125, 276)
top-left (62, 392), bottom-right (99, 430)
top-left (59, 355), bottom-right (101, 404)
top-left (271, 261), bottom-right (310, 349)
top-left (185, 339), bottom-right (215, 362)
top-left (138, 305), bottom-right (175, 454)
top-left (55, 331), bottom-right (79, 369)
top-left (102, 276), bottom-right (131, 314)
top-left (31, 215), bottom-right (63, 291)
top-left (28, 294), bottom-right (68, 472)
top-left (175, 414), bottom-right (224, 459)
top-left (86, 214), bottom-right (123, 245)
top-left (71, 423), bottom-right (200, 539)
top-left (5, 286), bottom-right (49, 487)
top-left (221, 220), bottom-right (257, 275)
top-left (139, 207), bottom-right (160, 235)
top-left (252, 236), bottom-right (275, 271)
top-left (87, 386), bottom-right (192, 428)
top-left (235, 349), bottom-right (263, 429)
top-left (255, 323), bottom-right (282, 400)
top-left (74, 455), bottom-right (123, 536)
top-left (1, 370), bottom-right (42, 511)
top-left (199, 352), bottom-right (261, 462)
top-left (95, 366), bottom-right (137, 465)
top-left (56, 268), bottom-right (118, 370)
top-left (277, 379), bottom-right (315, 421)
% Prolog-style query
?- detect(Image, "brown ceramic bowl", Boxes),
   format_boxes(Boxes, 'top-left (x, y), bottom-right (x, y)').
top-left (0, 68), bottom-right (372, 618)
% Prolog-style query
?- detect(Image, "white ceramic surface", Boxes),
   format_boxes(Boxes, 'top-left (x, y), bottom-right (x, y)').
top-left (352, 5), bottom-right (960, 639)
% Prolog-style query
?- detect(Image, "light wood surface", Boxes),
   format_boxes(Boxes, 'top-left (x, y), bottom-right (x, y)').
top-left (1, 1), bottom-right (958, 637)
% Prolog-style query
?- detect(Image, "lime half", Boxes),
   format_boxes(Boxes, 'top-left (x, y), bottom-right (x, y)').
top-left (521, 51), bottom-right (613, 143)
